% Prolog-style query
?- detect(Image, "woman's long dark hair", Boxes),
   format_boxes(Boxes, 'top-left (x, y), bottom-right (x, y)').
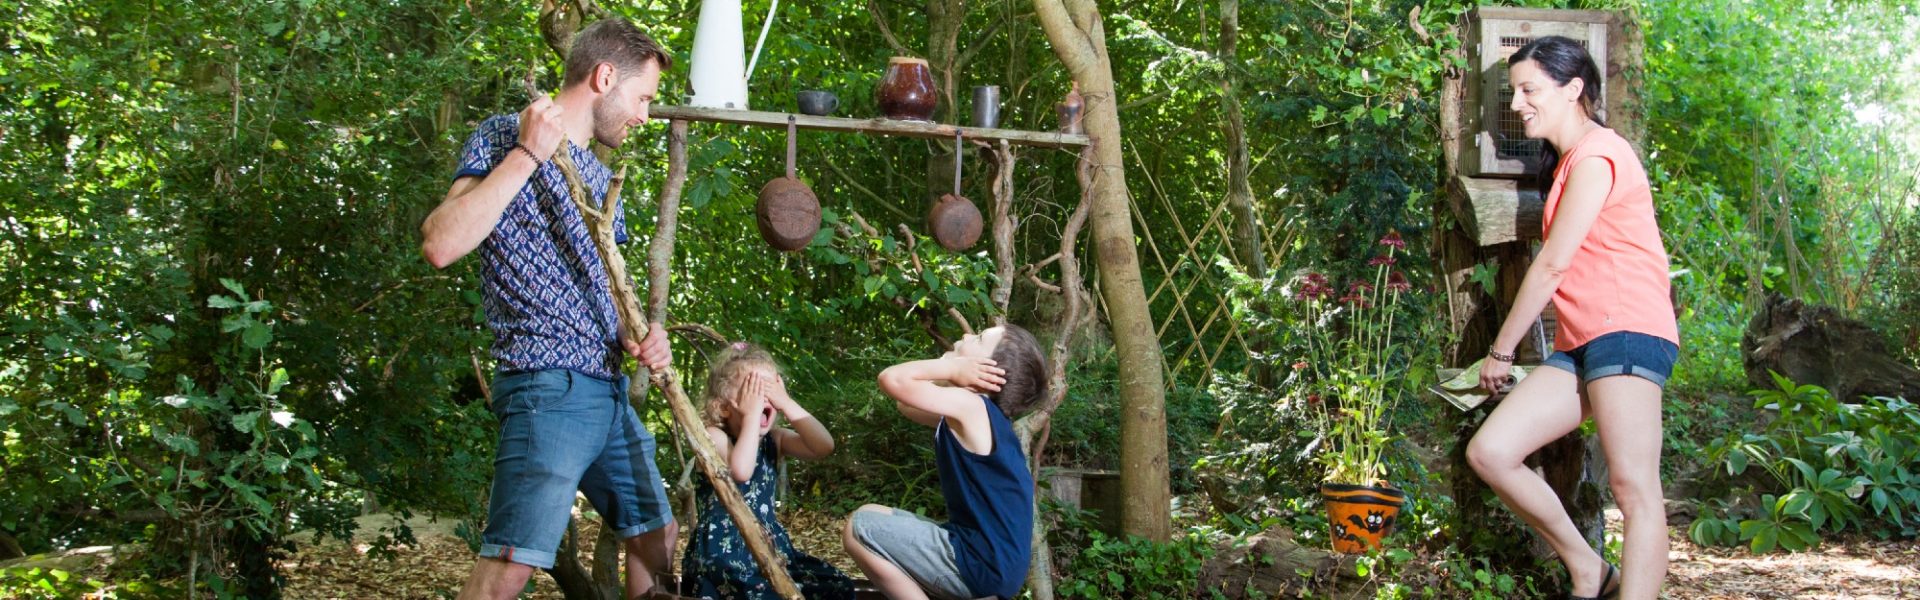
top-left (1509, 35), bottom-right (1605, 189)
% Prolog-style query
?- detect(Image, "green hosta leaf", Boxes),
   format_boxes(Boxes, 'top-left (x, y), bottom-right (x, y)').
top-left (219, 278), bottom-right (248, 299)
top-left (1748, 524), bottom-right (1778, 553)
top-left (1783, 458), bottom-right (1817, 483)
top-left (1781, 523), bottom-right (1818, 551)
top-left (1845, 476), bottom-right (1868, 499)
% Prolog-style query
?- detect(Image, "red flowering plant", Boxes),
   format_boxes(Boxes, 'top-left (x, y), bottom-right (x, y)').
top-left (1280, 231), bottom-right (1415, 486)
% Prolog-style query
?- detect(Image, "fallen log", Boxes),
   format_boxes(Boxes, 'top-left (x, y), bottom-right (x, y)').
top-left (1743, 292), bottom-right (1920, 402)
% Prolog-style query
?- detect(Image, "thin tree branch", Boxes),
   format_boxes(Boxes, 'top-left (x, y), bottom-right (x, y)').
top-left (867, 0), bottom-right (913, 57)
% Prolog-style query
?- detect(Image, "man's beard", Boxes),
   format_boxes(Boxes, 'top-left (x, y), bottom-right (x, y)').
top-left (591, 97), bottom-right (629, 148)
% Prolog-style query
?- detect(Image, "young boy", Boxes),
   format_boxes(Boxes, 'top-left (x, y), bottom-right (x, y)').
top-left (842, 325), bottom-right (1050, 600)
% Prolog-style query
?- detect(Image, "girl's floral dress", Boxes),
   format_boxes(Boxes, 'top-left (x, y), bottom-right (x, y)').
top-left (680, 436), bottom-right (854, 600)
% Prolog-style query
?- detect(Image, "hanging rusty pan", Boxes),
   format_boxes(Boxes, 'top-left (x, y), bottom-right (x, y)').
top-left (756, 116), bottom-right (821, 251)
top-left (927, 131), bottom-right (983, 251)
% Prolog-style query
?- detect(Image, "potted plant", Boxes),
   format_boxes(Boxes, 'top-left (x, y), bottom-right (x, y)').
top-left (1289, 231), bottom-right (1414, 554)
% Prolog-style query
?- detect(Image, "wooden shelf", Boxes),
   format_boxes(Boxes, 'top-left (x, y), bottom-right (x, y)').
top-left (650, 105), bottom-right (1090, 149)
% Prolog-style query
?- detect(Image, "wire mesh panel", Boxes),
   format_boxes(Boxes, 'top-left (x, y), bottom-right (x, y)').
top-left (1460, 7), bottom-right (1613, 177)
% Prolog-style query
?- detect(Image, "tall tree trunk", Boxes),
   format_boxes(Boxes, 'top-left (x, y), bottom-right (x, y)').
top-left (1218, 0), bottom-right (1264, 278)
top-left (1031, 0), bottom-right (1171, 541)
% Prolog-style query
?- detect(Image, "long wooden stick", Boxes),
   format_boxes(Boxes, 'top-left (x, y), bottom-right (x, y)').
top-left (990, 140), bottom-right (1018, 318)
top-left (526, 75), bottom-right (802, 599)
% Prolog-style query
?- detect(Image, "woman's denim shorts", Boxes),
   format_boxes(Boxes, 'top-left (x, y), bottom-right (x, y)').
top-left (1541, 331), bottom-right (1680, 388)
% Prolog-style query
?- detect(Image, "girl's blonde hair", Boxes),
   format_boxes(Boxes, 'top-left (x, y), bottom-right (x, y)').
top-left (701, 342), bottom-right (776, 429)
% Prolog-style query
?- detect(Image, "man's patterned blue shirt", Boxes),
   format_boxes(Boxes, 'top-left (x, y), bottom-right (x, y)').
top-left (455, 114), bottom-right (630, 380)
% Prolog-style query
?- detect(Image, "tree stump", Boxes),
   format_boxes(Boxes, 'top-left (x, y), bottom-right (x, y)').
top-left (1743, 292), bottom-right (1920, 402)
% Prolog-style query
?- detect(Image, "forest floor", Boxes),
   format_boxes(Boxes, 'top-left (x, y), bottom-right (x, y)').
top-left (15, 504), bottom-right (1908, 598)
top-left (260, 507), bottom-right (1920, 599)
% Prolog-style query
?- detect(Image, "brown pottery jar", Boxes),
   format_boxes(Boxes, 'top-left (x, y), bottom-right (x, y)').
top-left (876, 57), bottom-right (938, 121)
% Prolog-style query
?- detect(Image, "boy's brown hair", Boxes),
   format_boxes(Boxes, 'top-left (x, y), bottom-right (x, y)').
top-left (988, 324), bottom-right (1049, 418)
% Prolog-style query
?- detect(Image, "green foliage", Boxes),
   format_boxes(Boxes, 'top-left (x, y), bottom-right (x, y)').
top-left (1438, 556), bottom-right (1540, 600)
top-left (1690, 373), bottom-right (1920, 551)
top-left (2, 0), bottom-right (1916, 592)
top-left (0, 568), bottom-right (109, 600)
top-left (1210, 235), bottom-right (1444, 494)
top-left (158, 283), bottom-right (331, 538)
top-left (1053, 529), bottom-right (1213, 600)
top-left (1644, 0), bottom-right (1920, 390)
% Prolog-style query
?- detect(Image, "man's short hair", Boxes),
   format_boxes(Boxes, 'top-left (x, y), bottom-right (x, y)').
top-left (563, 19), bottom-right (673, 87)
top-left (989, 324), bottom-right (1050, 418)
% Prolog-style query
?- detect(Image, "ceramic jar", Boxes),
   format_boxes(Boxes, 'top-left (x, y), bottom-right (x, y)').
top-left (876, 57), bottom-right (938, 121)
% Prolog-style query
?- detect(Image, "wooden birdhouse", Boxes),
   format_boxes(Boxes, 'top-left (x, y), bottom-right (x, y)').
top-left (1450, 6), bottom-right (1638, 246)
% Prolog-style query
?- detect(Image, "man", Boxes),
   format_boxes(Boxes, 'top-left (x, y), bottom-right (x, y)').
top-left (420, 18), bottom-right (677, 600)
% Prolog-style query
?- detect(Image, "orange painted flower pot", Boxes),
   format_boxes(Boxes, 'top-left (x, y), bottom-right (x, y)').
top-left (1320, 482), bottom-right (1407, 554)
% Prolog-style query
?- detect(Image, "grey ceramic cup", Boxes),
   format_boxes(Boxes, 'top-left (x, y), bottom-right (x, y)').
top-left (971, 86), bottom-right (1001, 128)
top-left (797, 90), bottom-right (839, 116)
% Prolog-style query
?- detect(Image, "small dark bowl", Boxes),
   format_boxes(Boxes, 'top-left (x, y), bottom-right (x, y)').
top-left (796, 90), bottom-right (839, 116)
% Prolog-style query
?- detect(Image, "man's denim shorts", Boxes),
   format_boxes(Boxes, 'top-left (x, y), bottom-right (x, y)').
top-left (1541, 331), bottom-right (1681, 388)
top-left (479, 369), bottom-right (673, 569)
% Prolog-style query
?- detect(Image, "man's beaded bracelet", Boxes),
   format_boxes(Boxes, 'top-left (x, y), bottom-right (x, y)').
top-left (510, 143), bottom-right (542, 165)
top-left (1487, 348), bottom-right (1517, 363)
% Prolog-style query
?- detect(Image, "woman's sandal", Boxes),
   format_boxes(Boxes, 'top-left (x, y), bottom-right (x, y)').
top-left (1567, 561), bottom-right (1620, 600)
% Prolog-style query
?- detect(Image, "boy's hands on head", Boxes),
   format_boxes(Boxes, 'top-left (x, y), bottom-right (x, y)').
top-left (944, 356), bottom-right (1006, 394)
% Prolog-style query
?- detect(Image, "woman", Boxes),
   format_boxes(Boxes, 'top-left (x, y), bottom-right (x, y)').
top-left (1467, 36), bottom-right (1680, 600)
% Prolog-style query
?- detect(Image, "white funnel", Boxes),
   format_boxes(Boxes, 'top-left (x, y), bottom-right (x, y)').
top-left (688, 0), bottom-right (749, 109)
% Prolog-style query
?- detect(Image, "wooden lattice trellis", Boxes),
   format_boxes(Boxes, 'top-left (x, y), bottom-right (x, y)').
top-left (1125, 145), bottom-right (1294, 387)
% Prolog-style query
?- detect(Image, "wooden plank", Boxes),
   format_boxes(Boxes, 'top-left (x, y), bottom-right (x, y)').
top-left (650, 105), bottom-right (1091, 149)
top-left (1450, 175), bottom-right (1544, 246)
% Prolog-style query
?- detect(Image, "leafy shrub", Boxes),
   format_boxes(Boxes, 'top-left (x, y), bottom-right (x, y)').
top-left (1690, 373), bottom-right (1920, 551)
top-left (1053, 529), bottom-right (1212, 600)
top-left (0, 568), bottom-right (107, 599)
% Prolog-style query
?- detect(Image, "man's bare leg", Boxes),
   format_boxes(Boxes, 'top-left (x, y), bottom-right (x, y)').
top-left (623, 521), bottom-right (678, 598)
top-left (457, 557), bottom-right (535, 600)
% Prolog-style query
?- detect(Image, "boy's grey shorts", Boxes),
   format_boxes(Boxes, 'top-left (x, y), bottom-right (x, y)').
top-left (850, 507), bottom-right (976, 600)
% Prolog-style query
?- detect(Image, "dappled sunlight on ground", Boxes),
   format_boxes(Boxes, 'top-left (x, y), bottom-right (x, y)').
top-left (1606, 509), bottom-right (1919, 600)
top-left (271, 507), bottom-right (1919, 598)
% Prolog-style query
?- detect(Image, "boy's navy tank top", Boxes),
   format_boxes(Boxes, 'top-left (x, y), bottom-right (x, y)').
top-left (935, 395), bottom-right (1035, 599)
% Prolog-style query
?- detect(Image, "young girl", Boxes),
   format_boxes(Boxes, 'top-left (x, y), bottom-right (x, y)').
top-left (680, 343), bottom-right (854, 600)
top-left (1468, 36), bottom-right (1679, 600)
top-left (842, 325), bottom-right (1049, 600)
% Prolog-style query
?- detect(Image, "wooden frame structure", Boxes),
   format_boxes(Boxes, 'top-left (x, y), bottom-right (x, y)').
top-left (529, 4), bottom-right (1118, 598)
top-left (651, 105), bottom-right (1091, 149)
top-left (597, 105), bottom-right (1096, 600)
